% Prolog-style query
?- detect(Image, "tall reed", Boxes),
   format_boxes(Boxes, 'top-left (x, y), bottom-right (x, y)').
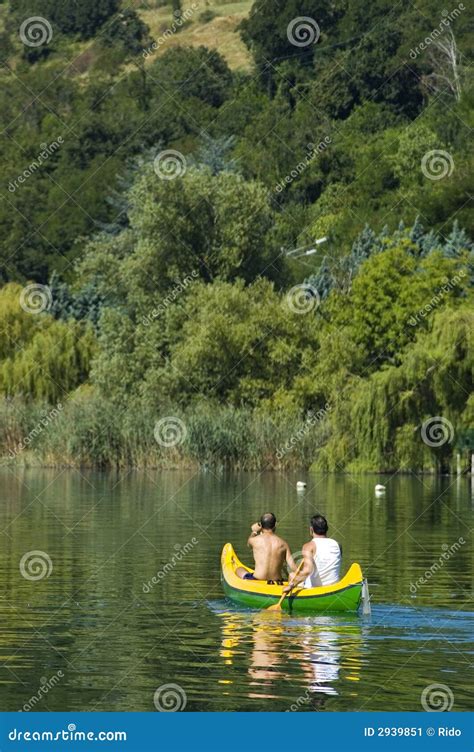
top-left (0, 394), bottom-right (327, 470)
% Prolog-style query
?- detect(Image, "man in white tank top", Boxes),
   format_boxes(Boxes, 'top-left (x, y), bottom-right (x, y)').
top-left (283, 514), bottom-right (341, 592)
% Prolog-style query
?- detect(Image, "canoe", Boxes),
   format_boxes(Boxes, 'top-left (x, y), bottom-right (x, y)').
top-left (221, 543), bottom-right (364, 614)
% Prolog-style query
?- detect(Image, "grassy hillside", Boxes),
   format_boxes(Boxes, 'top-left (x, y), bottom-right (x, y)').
top-left (139, 0), bottom-right (253, 70)
top-left (1, 0), bottom-right (253, 75)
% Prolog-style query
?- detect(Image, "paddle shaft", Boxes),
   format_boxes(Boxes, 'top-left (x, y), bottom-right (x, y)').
top-left (273, 560), bottom-right (305, 609)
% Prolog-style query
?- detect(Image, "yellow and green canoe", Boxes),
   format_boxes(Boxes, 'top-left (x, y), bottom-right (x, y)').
top-left (221, 543), bottom-right (364, 614)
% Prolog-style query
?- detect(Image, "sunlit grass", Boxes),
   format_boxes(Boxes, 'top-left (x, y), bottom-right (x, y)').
top-left (139, 0), bottom-right (253, 70)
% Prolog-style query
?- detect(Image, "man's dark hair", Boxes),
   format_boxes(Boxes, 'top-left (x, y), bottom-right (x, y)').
top-left (260, 512), bottom-right (276, 530)
top-left (311, 514), bottom-right (328, 535)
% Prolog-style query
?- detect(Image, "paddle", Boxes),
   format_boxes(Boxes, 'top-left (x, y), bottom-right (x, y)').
top-left (266, 560), bottom-right (304, 612)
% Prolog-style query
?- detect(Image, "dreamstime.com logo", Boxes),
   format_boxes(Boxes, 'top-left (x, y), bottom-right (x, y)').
top-left (421, 150), bottom-right (454, 180)
top-left (21, 671), bottom-right (64, 711)
top-left (285, 284), bottom-right (320, 314)
top-left (142, 2), bottom-right (199, 57)
top-left (275, 138), bottom-right (331, 193)
top-left (153, 683), bottom-right (187, 712)
top-left (408, 271), bottom-right (466, 327)
top-left (276, 404), bottom-right (332, 459)
top-left (9, 403), bottom-right (63, 459)
top-left (421, 683), bottom-right (454, 712)
top-left (19, 16), bottom-right (53, 46)
top-left (286, 689), bottom-right (311, 711)
top-left (289, 549), bottom-right (306, 571)
top-left (154, 417), bottom-right (187, 448)
top-left (153, 149), bottom-right (187, 180)
top-left (287, 17), bottom-right (320, 47)
top-left (409, 4), bottom-right (465, 59)
top-left (142, 538), bottom-right (199, 593)
top-left (421, 417), bottom-right (454, 447)
top-left (19, 551), bottom-right (53, 581)
top-left (8, 137), bottom-right (64, 193)
top-left (20, 283), bottom-right (52, 314)
top-left (410, 537), bottom-right (465, 594)
top-left (142, 271), bottom-right (199, 326)
top-left (8, 724), bottom-right (127, 742)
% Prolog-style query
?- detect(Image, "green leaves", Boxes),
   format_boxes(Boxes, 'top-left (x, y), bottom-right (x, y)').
top-left (10, 0), bottom-right (119, 38)
top-left (0, 283), bottom-right (96, 402)
top-left (79, 167), bottom-right (284, 313)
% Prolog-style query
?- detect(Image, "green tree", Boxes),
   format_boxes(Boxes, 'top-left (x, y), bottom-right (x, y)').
top-left (79, 167), bottom-right (287, 310)
top-left (101, 9), bottom-right (152, 56)
top-left (0, 283), bottom-right (96, 402)
top-left (240, 0), bottom-right (336, 90)
top-left (328, 244), bottom-right (470, 370)
top-left (91, 278), bottom-right (321, 411)
top-left (10, 0), bottom-right (119, 38)
top-left (148, 46), bottom-right (232, 107)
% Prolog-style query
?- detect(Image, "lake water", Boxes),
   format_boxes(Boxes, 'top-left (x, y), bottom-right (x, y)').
top-left (0, 468), bottom-right (472, 712)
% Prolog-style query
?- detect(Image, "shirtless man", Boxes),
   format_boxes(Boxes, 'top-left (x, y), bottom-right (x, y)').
top-left (236, 513), bottom-right (296, 582)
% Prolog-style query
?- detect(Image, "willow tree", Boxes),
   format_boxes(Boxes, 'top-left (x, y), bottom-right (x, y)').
top-left (312, 233), bottom-right (473, 472)
top-left (317, 304), bottom-right (473, 472)
top-left (0, 283), bottom-right (96, 403)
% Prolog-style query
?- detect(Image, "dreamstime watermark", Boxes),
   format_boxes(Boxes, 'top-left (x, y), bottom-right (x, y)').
top-left (8, 403), bottom-right (63, 459)
top-left (421, 416), bottom-right (454, 448)
top-left (410, 537), bottom-right (465, 594)
top-left (421, 683), bottom-right (454, 711)
top-left (288, 549), bottom-right (306, 571)
top-left (142, 271), bottom-right (199, 326)
top-left (8, 137), bottom-right (64, 193)
top-left (154, 417), bottom-right (187, 448)
top-left (19, 283), bottom-right (52, 314)
top-left (285, 283), bottom-right (320, 314)
top-left (408, 270), bottom-right (466, 326)
top-left (287, 17), bottom-right (320, 47)
top-left (142, 539), bottom-right (199, 593)
top-left (153, 149), bottom-right (187, 180)
top-left (142, 3), bottom-right (199, 57)
top-left (19, 551), bottom-right (53, 581)
top-left (286, 689), bottom-right (311, 711)
top-left (21, 671), bottom-right (64, 711)
top-left (409, 4), bottom-right (465, 59)
top-left (275, 138), bottom-right (331, 193)
top-left (421, 149), bottom-right (454, 180)
top-left (276, 404), bottom-right (332, 459)
top-left (153, 683), bottom-right (187, 711)
top-left (8, 726), bottom-right (127, 742)
top-left (19, 16), bottom-right (53, 47)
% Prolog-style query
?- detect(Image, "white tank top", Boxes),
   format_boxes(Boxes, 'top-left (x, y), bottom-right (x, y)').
top-left (304, 537), bottom-right (341, 588)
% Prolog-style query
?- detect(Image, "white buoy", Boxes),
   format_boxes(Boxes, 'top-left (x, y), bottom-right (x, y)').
top-left (296, 481), bottom-right (306, 490)
top-left (375, 484), bottom-right (386, 493)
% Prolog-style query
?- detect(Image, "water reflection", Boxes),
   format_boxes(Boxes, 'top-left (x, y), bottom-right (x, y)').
top-left (218, 609), bottom-right (364, 707)
top-left (301, 628), bottom-right (341, 695)
top-left (1, 468), bottom-right (472, 711)
top-left (248, 613), bottom-right (287, 697)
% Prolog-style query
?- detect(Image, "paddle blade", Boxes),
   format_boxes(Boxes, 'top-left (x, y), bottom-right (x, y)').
top-left (266, 602), bottom-right (283, 612)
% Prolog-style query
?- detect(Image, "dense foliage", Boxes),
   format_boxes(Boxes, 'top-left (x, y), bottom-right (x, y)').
top-left (10, 0), bottom-right (119, 38)
top-left (1, 0), bottom-right (473, 471)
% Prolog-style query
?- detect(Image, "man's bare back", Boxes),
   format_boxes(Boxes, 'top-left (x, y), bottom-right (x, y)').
top-left (251, 531), bottom-right (292, 579)
top-left (237, 513), bottom-right (296, 581)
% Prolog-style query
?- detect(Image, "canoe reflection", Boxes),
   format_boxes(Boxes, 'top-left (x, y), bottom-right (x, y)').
top-left (218, 609), bottom-right (363, 707)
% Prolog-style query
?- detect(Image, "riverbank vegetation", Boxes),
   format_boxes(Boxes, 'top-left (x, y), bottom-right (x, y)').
top-left (1, 0), bottom-right (473, 472)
